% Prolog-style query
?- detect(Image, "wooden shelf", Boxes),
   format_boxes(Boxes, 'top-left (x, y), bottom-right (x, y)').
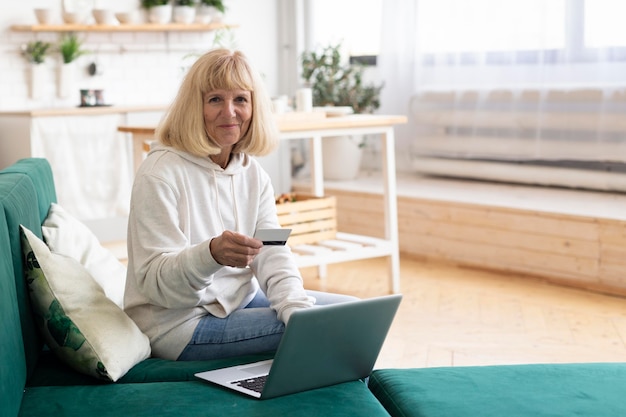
top-left (10, 22), bottom-right (236, 32)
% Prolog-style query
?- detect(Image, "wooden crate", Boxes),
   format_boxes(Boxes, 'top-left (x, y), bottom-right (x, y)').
top-left (276, 194), bottom-right (337, 246)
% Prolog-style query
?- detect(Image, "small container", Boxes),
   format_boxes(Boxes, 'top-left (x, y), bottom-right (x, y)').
top-left (34, 8), bottom-right (53, 25)
top-left (62, 12), bottom-right (82, 24)
top-left (80, 89), bottom-right (105, 106)
top-left (80, 89), bottom-right (96, 106)
top-left (92, 9), bottom-right (116, 25)
top-left (296, 88), bottom-right (313, 113)
top-left (115, 11), bottom-right (138, 24)
top-left (94, 89), bottom-right (105, 105)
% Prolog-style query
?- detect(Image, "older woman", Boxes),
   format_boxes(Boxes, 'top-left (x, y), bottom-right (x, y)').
top-left (124, 48), bottom-right (355, 361)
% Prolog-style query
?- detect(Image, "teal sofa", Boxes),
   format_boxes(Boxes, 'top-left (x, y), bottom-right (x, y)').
top-left (369, 363), bottom-right (626, 417)
top-left (4, 158), bottom-right (626, 417)
top-left (0, 158), bottom-right (389, 417)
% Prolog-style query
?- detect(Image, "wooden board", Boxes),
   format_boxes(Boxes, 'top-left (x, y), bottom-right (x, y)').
top-left (276, 194), bottom-right (337, 246)
top-left (325, 187), bottom-right (626, 297)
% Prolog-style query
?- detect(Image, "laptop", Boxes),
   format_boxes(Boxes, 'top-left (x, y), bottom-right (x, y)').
top-left (194, 294), bottom-right (402, 399)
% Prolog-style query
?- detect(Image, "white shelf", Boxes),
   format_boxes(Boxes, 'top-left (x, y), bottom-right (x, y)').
top-left (276, 116), bottom-right (406, 294)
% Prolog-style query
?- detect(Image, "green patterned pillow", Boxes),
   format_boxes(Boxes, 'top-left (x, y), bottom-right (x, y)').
top-left (20, 225), bottom-right (151, 382)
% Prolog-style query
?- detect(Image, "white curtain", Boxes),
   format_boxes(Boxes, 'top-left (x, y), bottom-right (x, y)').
top-left (379, 0), bottom-right (626, 191)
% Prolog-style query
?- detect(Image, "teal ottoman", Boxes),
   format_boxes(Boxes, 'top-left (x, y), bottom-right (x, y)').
top-left (369, 363), bottom-right (626, 417)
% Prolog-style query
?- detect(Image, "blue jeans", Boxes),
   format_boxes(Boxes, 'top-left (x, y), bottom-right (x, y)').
top-left (177, 290), bottom-right (358, 361)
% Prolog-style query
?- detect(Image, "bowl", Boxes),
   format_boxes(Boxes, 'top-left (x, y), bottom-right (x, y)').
top-left (34, 8), bottom-right (53, 25)
top-left (92, 9), bottom-right (116, 25)
top-left (62, 12), bottom-right (83, 24)
top-left (115, 11), bottom-right (138, 24)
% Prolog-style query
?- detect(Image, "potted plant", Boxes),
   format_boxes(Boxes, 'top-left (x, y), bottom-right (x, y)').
top-left (197, 0), bottom-right (225, 24)
top-left (173, 0), bottom-right (196, 24)
top-left (22, 40), bottom-right (51, 65)
top-left (142, 0), bottom-right (172, 24)
top-left (22, 40), bottom-right (51, 99)
top-left (301, 42), bottom-right (383, 114)
top-left (59, 33), bottom-right (87, 64)
top-left (300, 42), bottom-right (384, 180)
top-left (58, 33), bottom-right (88, 99)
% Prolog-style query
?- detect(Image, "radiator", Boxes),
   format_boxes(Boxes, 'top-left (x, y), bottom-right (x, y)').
top-left (410, 87), bottom-right (626, 192)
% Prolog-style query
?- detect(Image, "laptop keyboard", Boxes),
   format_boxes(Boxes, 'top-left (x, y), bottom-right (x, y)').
top-left (231, 375), bottom-right (268, 393)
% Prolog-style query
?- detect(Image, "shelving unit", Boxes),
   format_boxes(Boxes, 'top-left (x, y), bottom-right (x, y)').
top-left (118, 114), bottom-right (407, 294)
top-left (10, 22), bottom-right (236, 32)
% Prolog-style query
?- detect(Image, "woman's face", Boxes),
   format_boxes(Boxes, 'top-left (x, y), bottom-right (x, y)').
top-left (203, 88), bottom-right (252, 150)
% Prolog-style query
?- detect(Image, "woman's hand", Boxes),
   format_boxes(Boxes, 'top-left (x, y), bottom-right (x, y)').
top-left (209, 230), bottom-right (263, 268)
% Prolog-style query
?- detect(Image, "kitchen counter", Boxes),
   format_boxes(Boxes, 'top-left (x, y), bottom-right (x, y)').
top-left (0, 105), bottom-right (169, 241)
top-left (0, 105), bottom-right (169, 117)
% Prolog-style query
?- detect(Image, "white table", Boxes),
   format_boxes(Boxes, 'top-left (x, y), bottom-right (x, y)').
top-left (118, 114), bottom-right (407, 293)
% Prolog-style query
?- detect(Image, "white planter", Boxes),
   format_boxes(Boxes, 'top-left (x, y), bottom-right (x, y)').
top-left (29, 64), bottom-right (46, 100)
top-left (196, 5), bottom-right (222, 23)
top-left (58, 62), bottom-right (75, 99)
top-left (322, 135), bottom-right (365, 181)
top-left (173, 6), bottom-right (196, 24)
top-left (148, 5), bottom-right (172, 24)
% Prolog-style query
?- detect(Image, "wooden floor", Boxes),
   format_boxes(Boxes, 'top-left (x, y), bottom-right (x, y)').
top-left (300, 256), bottom-right (626, 370)
top-left (105, 241), bottom-right (626, 370)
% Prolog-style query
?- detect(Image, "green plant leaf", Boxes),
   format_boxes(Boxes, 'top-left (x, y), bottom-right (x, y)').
top-left (58, 33), bottom-right (88, 64)
top-left (22, 40), bottom-right (52, 65)
top-left (300, 42), bottom-right (384, 114)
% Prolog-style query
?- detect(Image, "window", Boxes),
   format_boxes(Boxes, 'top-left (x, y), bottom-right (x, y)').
top-left (413, 0), bottom-right (626, 63)
top-left (306, 0), bottom-right (382, 60)
top-left (584, 0), bottom-right (626, 48)
top-left (416, 0), bottom-right (565, 54)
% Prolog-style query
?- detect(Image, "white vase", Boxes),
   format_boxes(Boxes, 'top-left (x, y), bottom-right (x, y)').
top-left (173, 6), bottom-right (196, 24)
top-left (322, 135), bottom-right (365, 181)
top-left (58, 62), bottom-right (75, 99)
top-left (196, 5), bottom-right (222, 23)
top-left (29, 64), bottom-right (46, 100)
top-left (148, 5), bottom-right (172, 24)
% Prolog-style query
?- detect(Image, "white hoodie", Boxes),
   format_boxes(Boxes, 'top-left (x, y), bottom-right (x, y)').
top-left (124, 145), bottom-right (315, 360)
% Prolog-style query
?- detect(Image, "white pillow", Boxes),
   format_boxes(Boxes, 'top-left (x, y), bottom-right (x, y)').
top-left (42, 203), bottom-right (126, 308)
top-left (21, 225), bottom-right (151, 382)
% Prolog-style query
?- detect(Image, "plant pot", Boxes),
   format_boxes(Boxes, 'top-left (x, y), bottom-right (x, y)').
top-left (173, 6), bottom-right (196, 24)
top-left (58, 62), bottom-right (75, 99)
top-left (29, 64), bottom-right (46, 99)
top-left (322, 135), bottom-right (365, 181)
top-left (148, 4), bottom-right (172, 24)
top-left (196, 5), bottom-right (222, 23)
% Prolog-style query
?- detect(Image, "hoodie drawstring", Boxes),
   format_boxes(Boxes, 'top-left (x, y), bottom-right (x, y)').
top-left (212, 170), bottom-right (240, 233)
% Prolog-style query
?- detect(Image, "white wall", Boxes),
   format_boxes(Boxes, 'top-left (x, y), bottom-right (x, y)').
top-left (0, 0), bottom-right (281, 111)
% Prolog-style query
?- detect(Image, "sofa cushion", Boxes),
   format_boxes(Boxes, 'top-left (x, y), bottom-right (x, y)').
top-left (42, 203), bottom-right (126, 308)
top-left (20, 225), bottom-right (150, 382)
top-left (369, 363), bottom-right (626, 417)
top-left (28, 350), bottom-right (276, 386)
top-left (21, 379), bottom-right (389, 417)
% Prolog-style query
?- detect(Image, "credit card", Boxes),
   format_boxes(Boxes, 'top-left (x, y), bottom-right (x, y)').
top-left (254, 228), bottom-right (292, 245)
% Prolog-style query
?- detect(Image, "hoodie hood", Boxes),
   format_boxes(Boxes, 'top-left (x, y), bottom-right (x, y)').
top-left (146, 143), bottom-right (249, 233)
top-left (147, 143), bottom-right (250, 176)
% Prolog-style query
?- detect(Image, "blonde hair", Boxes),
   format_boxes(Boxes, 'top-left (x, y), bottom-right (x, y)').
top-left (156, 48), bottom-right (278, 157)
